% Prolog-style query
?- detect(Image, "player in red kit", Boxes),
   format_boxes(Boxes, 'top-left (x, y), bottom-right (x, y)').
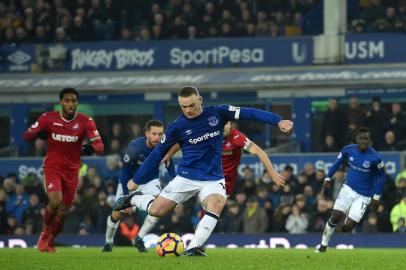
top-left (23, 88), bottom-right (104, 252)
top-left (222, 121), bottom-right (284, 195)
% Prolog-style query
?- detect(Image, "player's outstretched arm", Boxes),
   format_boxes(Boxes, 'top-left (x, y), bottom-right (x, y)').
top-left (238, 107), bottom-right (293, 133)
top-left (161, 143), bottom-right (181, 167)
top-left (248, 143), bottom-right (285, 186)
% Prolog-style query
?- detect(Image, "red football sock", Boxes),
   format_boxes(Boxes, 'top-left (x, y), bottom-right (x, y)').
top-left (44, 207), bottom-right (57, 233)
top-left (49, 217), bottom-right (64, 238)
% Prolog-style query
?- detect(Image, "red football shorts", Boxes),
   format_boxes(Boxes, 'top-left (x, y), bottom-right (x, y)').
top-left (43, 168), bottom-right (78, 207)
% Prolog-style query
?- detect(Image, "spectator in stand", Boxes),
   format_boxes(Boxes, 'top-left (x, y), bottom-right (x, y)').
top-left (22, 194), bottom-right (43, 233)
top-left (219, 200), bottom-right (243, 233)
top-left (322, 134), bottom-right (340, 152)
top-left (321, 98), bottom-right (348, 149)
top-left (346, 97), bottom-right (365, 143)
top-left (309, 198), bottom-right (330, 232)
top-left (376, 201), bottom-right (393, 232)
top-left (388, 103), bottom-right (406, 144)
top-left (396, 217), bottom-right (406, 233)
top-left (390, 192), bottom-right (406, 232)
top-left (242, 196), bottom-right (268, 233)
top-left (5, 184), bottom-right (30, 224)
top-left (365, 97), bottom-right (388, 149)
top-left (273, 203), bottom-right (291, 232)
top-left (303, 162), bottom-right (317, 183)
top-left (380, 130), bottom-right (400, 151)
top-left (362, 213), bottom-right (379, 233)
top-left (285, 204), bottom-right (308, 233)
top-left (5, 215), bottom-right (18, 235)
top-left (235, 166), bottom-right (257, 197)
top-left (157, 204), bottom-right (193, 235)
top-left (361, 0), bottom-right (386, 27)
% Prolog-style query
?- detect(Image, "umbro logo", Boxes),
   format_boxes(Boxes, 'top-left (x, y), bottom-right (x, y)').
top-left (7, 50), bottom-right (31, 65)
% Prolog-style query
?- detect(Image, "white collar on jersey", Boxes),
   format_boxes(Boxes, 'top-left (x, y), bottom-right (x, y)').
top-left (59, 110), bottom-right (78, 122)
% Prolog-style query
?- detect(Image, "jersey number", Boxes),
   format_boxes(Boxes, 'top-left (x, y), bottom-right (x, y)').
top-left (361, 202), bottom-right (368, 211)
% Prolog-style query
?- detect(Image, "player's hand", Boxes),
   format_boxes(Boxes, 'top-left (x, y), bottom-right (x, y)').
top-left (127, 179), bottom-right (138, 192)
top-left (278, 120), bottom-right (294, 133)
top-left (322, 178), bottom-right (331, 190)
top-left (81, 143), bottom-right (94, 155)
top-left (270, 172), bottom-right (285, 187)
top-left (161, 154), bottom-right (171, 167)
top-left (37, 131), bottom-right (48, 140)
top-left (369, 199), bottom-right (379, 212)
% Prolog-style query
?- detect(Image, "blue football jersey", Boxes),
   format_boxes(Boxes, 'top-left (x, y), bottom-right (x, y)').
top-left (327, 144), bottom-right (385, 197)
top-left (134, 105), bottom-right (282, 184)
top-left (119, 136), bottom-right (175, 194)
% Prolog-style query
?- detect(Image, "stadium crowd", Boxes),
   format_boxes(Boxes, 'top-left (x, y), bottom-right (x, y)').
top-left (0, 0), bottom-right (318, 45)
top-left (2, 0), bottom-right (406, 45)
top-left (1, 157), bottom-right (406, 243)
top-left (350, 0), bottom-right (406, 33)
top-left (320, 97), bottom-right (406, 152)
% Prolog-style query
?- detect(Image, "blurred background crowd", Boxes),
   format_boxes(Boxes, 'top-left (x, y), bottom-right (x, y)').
top-left (2, 0), bottom-right (406, 45)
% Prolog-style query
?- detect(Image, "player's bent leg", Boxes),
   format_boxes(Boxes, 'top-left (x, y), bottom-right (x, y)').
top-left (185, 194), bottom-right (226, 256)
top-left (148, 196), bottom-right (177, 217)
top-left (47, 203), bottom-right (71, 253)
top-left (37, 191), bottom-right (63, 252)
top-left (103, 211), bottom-right (123, 252)
top-left (316, 210), bottom-right (345, 253)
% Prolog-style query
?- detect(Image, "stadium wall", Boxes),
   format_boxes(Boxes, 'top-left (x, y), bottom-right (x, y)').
top-left (1, 34), bottom-right (405, 73)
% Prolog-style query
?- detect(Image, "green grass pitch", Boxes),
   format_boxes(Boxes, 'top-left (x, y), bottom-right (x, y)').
top-left (0, 248), bottom-right (405, 270)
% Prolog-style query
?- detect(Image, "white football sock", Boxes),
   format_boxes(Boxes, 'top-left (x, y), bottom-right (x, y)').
top-left (321, 220), bottom-right (336, 246)
top-left (130, 194), bottom-right (154, 212)
top-left (105, 215), bottom-right (119, 244)
top-left (187, 212), bottom-right (219, 250)
top-left (137, 215), bottom-right (159, 239)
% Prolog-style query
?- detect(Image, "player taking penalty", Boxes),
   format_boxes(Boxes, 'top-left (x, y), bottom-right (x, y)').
top-left (113, 86), bottom-right (293, 256)
top-left (23, 88), bottom-right (104, 252)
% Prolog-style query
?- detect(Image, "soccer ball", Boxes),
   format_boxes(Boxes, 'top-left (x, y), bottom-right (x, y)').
top-left (156, 233), bottom-right (184, 257)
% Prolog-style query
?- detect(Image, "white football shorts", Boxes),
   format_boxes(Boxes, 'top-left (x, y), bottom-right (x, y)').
top-left (116, 178), bottom-right (162, 198)
top-left (333, 184), bottom-right (371, 222)
top-left (159, 175), bottom-right (226, 206)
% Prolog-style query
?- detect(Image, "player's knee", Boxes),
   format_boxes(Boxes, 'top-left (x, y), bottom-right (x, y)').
top-left (148, 204), bottom-right (166, 217)
top-left (205, 196), bottom-right (226, 214)
top-left (48, 198), bottom-right (62, 210)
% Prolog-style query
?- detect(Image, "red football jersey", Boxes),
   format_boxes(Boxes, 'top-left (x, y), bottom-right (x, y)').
top-left (27, 112), bottom-right (101, 172)
top-left (222, 129), bottom-right (253, 182)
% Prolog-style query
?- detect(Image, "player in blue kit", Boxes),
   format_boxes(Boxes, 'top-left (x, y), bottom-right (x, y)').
top-left (113, 86), bottom-right (293, 256)
top-left (316, 127), bottom-right (385, 252)
top-left (102, 120), bottom-right (175, 252)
